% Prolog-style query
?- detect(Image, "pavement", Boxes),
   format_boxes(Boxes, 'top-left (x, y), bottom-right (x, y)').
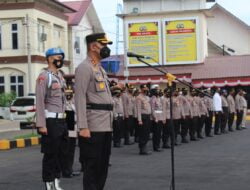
top-left (0, 123), bottom-right (250, 190)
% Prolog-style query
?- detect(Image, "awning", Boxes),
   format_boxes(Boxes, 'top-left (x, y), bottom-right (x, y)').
top-left (192, 77), bottom-right (250, 88)
top-left (110, 74), bottom-right (192, 84)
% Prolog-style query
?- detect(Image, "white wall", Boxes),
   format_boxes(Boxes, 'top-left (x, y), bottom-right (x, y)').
top-left (207, 8), bottom-right (250, 55)
top-left (124, 0), bottom-right (207, 14)
top-left (70, 14), bottom-right (94, 71)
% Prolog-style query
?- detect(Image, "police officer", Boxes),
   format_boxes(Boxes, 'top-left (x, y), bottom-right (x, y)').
top-left (162, 88), bottom-right (171, 148)
top-left (227, 89), bottom-right (236, 131)
top-left (36, 48), bottom-right (68, 190)
top-left (136, 84), bottom-right (152, 155)
top-left (189, 89), bottom-right (200, 141)
top-left (172, 89), bottom-right (184, 145)
top-left (221, 89), bottom-right (229, 133)
top-left (112, 85), bottom-right (124, 148)
top-left (150, 85), bottom-right (164, 152)
top-left (60, 85), bottom-right (81, 178)
top-left (179, 88), bottom-right (192, 143)
top-left (75, 33), bottom-right (113, 190)
top-left (204, 89), bottom-right (214, 137)
top-left (197, 93), bottom-right (208, 138)
top-left (123, 84), bottom-right (135, 145)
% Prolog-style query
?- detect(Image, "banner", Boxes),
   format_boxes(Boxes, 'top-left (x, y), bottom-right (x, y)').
top-left (165, 19), bottom-right (197, 63)
top-left (127, 21), bottom-right (160, 66)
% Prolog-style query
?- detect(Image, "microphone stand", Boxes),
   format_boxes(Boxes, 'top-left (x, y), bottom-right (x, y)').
top-left (136, 57), bottom-right (212, 190)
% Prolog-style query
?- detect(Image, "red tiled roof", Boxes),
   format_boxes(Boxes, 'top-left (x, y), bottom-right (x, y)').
top-left (113, 55), bottom-right (250, 81)
top-left (193, 55), bottom-right (250, 79)
top-left (62, 0), bottom-right (92, 26)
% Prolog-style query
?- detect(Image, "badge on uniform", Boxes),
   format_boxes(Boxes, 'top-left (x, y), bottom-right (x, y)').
top-left (37, 75), bottom-right (46, 84)
top-left (99, 82), bottom-right (105, 90)
top-left (52, 82), bottom-right (61, 89)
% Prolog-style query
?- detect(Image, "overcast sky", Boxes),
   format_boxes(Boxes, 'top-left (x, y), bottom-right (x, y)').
top-left (92, 0), bottom-right (250, 55)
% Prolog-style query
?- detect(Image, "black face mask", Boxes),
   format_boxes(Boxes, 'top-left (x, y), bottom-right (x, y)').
top-left (143, 90), bottom-right (149, 96)
top-left (66, 95), bottom-right (73, 100)
top-left (53, 59), bottom-right (64, 69)
top-left (100, 46), bottom-right (111, 59)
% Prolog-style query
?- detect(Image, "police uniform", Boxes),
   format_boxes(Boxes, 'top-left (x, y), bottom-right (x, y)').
top-left (227, 93), bottom-right (236, 131)
top-left (178, 91), bottom-right (192, 143)
top-left (60, 89), bottom-right (80, 178)
top-left (75, 33), bottom-right (113, 190)
top-left (136, 85), bottom-right (152, 155)
top-left (124, 85), bottom-right (136, 141)
top-left (204, 95), bottom-right (214, 136)
top-left (221, 94), bottom-right (229, 133)
top-left (36, 68), bottom-right (68, 187)
top-left (150, 95), bottom-right (164, 151)
top-left (189, 91), bottom-right (200, 140)
top-left (122, 88), bottom-right (134, 145)
top-left (172, 93), bottom-right (184, 144)
top-left (112, 87), bottom-right (124, 147)
top-left (197, 95), bottom-right (208, 138)
top-left (235, 92), bottom-right (243, 130)
top-left (162, 93), bottom-right (171, 148)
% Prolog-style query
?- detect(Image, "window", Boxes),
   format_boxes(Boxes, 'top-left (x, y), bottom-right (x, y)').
top-left (12, 23), bottom-right (18, 49)
top-left (13, 98), bottom-right (34, 106)
top-left (10, 75), bottom-right (24, 97)
top-left (74, 37), bottom-right (80, 54)
top-left (0, 24), bottom-right (2, 50)
top-left (0, 76), bottom-right (4, 93)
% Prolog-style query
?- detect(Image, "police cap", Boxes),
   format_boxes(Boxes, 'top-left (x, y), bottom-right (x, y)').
top-left (86, 33), bottom-right (113, 45)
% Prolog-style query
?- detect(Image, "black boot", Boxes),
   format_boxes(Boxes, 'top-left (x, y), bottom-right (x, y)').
top-left (162, 142), bottom-right (171, 149)
top-left (181, 137), bottom-right (189, 143)
top-left (139, 146), bottom-right (152, 155)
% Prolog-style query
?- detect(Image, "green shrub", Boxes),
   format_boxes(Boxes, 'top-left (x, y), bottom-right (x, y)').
top-left (0, 92), bottom-right (16, 107)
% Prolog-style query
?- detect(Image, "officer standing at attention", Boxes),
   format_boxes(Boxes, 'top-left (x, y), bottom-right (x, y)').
top-left (36, 48), bottom-right (68, 190)
top-left (75, 33), bottom-right (113, 190)
top-left (150, 85), bottom-right (164, 152)
top-left (112, 85), bottom-right (124, 148)
top-left (227, 89), bottom-right (236, 131)
top-left (136, 84), bottom-right (152, 155)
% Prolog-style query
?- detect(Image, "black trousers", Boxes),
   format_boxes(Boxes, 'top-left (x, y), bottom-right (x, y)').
top-left (41, 118), bottom-right (69, 182)
top-left (205, 111), bottom-right (213, 136)
top-left (221, 107), bottom-right (229, 132)
top-left (173, 119), bottom-right (181, 141)
top-left (113, 116), bottom-right (123, 145)
top-left (197, 115), bottom-right (206, 137)
top-left (190, 116), bottom-right (198, 139)
top-left (181, 117), bottom-right (191, 139)
top-left (138, 114), bottom-right (151, 150)
top-left (236, 110), bottom-right (244, 129)
top-left (79, 132), bottom-right (112, 190)
top-left (214, 111), bottom-right (222, 134)
top-left (162, 119), bottom-right (171, 144)
top-left (124, 116), bottom-right (133, 143)
top-left (134, 117), bottom-right (139, 139)
top-left (152, 121), bottom-right (163, 150)
top-left (60, 137), bottom-right (76, 176)
top-left (228, 112), bottom-right (235, 130)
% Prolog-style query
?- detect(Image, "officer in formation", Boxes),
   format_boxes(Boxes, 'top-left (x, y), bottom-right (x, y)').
top-left (109, 85), bottom-right (248, 156)
top-left (75, 33), bottom-right (113, 190)
top-left (36, 48), bottom-right (68, 190)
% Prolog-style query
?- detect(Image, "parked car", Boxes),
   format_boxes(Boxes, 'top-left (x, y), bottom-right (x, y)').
top-left (10, 96), bottom-right (36, 123)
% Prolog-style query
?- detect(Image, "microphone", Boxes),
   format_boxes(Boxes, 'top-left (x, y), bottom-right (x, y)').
top-left (127, 52), bottom-right (151, 59)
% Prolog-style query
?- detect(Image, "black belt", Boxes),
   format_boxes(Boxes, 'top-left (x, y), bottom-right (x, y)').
top-left (87, 103), bottom-right (113, 111)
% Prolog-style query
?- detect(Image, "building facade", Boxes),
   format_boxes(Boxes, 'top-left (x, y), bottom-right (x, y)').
top-left (0, 0), bottom-right (74, 96)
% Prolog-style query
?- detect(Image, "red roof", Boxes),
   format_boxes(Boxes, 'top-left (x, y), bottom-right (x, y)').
top-left (113, 55), bottom-right (250, 81)
top-left (62, 0), bottom-right (92, 26)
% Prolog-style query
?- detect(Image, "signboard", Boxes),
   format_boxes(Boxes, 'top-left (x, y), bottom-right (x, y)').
top-left (126, 21), bottom-right (162, 67)
top-left (164, 18), bottom-right (198, 64)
